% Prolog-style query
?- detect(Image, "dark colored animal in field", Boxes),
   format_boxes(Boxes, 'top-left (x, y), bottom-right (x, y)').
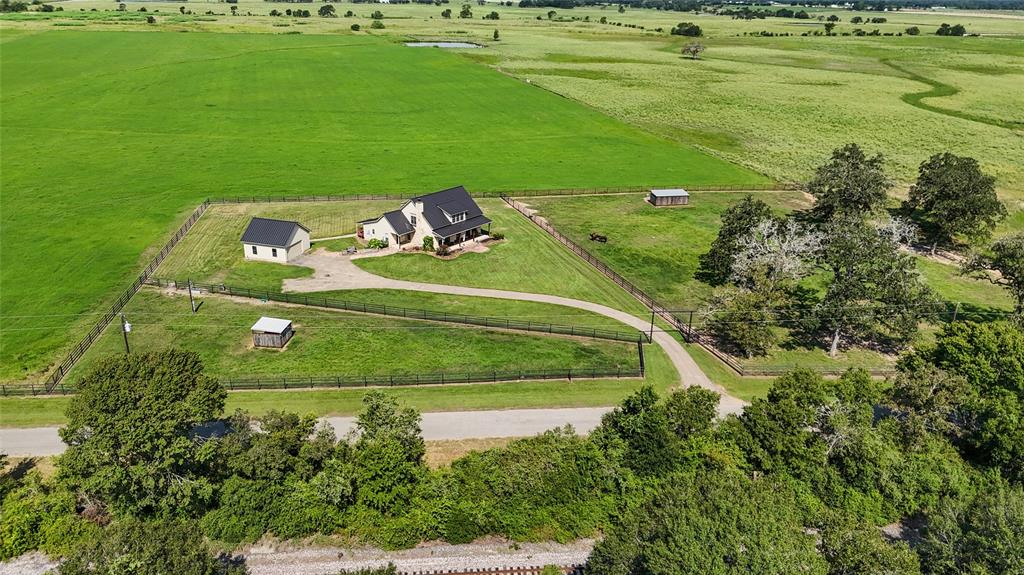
top-left (589, 232), bottom-right (608, 243)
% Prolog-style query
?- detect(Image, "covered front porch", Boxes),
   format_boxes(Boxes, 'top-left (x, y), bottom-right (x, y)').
top-left (438, 224), bottom-right (490, 248)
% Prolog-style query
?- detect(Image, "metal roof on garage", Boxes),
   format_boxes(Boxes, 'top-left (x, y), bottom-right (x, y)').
top-left (240, 217), bottom-right (309, 248)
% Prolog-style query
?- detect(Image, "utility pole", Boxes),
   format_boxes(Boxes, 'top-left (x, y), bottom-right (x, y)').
top-left (188, 278), bottom-right (197, 313)
top-left (120, 313), bottom-right (131, 354)
top-left (649, 309), bottom-right (655, 342)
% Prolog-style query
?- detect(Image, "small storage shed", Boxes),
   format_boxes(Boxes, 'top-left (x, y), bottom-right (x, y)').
top-left (649, 188), bottom-right (690, 207)
top-left (251, 316), bottom-right (294, 348)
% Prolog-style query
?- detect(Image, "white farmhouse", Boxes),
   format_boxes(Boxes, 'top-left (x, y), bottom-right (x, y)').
top-left (240, 217), bottom-right (310, 263)
top-left (358, 186), bottom-right (492, 250)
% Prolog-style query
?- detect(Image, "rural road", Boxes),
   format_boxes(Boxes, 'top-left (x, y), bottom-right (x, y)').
top-left (0, 407), bottom-right (611, 457)
top-left (283, 249), bottom-right (748, 416)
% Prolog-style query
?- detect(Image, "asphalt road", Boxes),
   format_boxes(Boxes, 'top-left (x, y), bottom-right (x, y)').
top-left (0, 407), bottom-right (611, 457)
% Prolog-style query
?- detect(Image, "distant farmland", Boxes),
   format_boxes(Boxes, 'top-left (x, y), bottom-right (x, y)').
top-left (0, 30), bottom-right (764, 383)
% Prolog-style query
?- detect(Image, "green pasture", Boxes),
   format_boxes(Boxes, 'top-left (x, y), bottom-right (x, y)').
top-left (527, 192), bottom-right (1016, 313)
top-left (153, 200), bottom-right (391, 287)
top-left (524, 192), bottom-right (1014, 370)
top-left (62, 288), bottom-right (640, 386)
top-left (309, 289), bottom-right (640, 331)
top-left (525, 192), bottom-right (812, 309)
top-left (0, 28), bottom-right (762, 383)
top-left (0, 314), bottom-right (679, 428)
top-left (3, 3), bottom-right (1019, 385)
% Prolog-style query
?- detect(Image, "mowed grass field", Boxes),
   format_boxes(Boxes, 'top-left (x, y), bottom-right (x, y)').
top-left (15, 1), bottom-right (1017, 206)
top-left (0, 302), bottom-right (684, 427)
top-left (62, 288), bottom-right (640, 385)
top-left (0, 29), bottom-right (765, 384)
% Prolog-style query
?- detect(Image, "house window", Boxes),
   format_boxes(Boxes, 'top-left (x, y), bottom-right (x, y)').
top-left (452, 213), bottom-right (466, 223)
top-left (272, 248), bottom-right (278, 257)
top-left (411, 215), bottom-right (417, 225)
top-left (251, 245), bottom-right (257, 255)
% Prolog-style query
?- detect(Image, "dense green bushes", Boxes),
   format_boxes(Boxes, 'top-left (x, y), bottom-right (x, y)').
top-left (3, 326), bottom-right (1023, 571)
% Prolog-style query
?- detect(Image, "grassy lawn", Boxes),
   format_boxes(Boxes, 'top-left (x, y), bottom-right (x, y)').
top-left (62, 288), bottom-right (641, 385)
top-left (0, 29), bottom-right (762, 384)
top-left (155, 201), bottom-right (394, 284)
top-left (0, 334), bottom-right (679, 428)
top-left (313, 289), bottom-right (640, 331)
top-left (354, 199), bottom-right (654, 317)
top-left (525, 192), bottom-right (812, 309)
top-left (916, 257), bottom-right (1016, 317)
top-left (312, 237), bottom-right (358, 252)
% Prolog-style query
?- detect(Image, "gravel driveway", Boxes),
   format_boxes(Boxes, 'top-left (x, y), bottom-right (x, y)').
top-left (282, 250), bottom-right (746, 415)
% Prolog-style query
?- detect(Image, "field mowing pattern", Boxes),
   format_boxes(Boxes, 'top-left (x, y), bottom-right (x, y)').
top-left (0, 30), bottom-right (763, 383)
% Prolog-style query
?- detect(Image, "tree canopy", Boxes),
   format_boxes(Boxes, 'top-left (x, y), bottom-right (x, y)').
top-left (805, 143), bottom-right (890, 222)
top-left (904, 152), bottom-right (1004, 251)
top-left (57, 350), bottom-right (225, 517)
top-left (697, 195), bottom-right (775, 285)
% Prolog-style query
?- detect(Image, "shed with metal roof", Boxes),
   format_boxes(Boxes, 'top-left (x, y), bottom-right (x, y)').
top-left (251, 316), bottom-right (294, 348)
top-left (648, 188), bottom-right (690, 207)
top-left (241, 217), bottom-right (310, 263)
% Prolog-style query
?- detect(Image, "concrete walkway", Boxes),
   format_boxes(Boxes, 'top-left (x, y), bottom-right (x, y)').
top-left (1, 407), bottom-right (612, 457)
top-left (283, 250), bottom-right (747, 416)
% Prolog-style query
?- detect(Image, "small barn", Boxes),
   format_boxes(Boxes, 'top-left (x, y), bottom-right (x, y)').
top-left (241, 217), bottom-right (310, 263)
top-left (648, 188), bottom-right (690, 207)
top-left (251, 317), bottom-right (294, 348)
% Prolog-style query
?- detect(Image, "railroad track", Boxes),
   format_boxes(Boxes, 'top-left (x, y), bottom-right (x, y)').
top-left (399, 565), bottom-right (585, 575)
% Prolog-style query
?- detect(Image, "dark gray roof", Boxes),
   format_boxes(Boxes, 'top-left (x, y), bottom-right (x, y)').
top-left (413, 186), bottom-right (491, 238)
top-left (383, 210), bottom-right (414, 235)
top-left (240, 217), bottom-right (309, 247)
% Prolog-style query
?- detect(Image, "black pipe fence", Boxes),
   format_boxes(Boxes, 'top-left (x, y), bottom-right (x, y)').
top-left (2, 366), bottom-right (641, 397)
top-left (206, 183), bottom-right (796, 205)
top-left (148, 278), bottom-right (649, 344)
top-left (217, 366), bottom-right (640, 392)
top-left (38, 201), bottom-right (212, 392)
top-left (500, 195), bottom-right (912, 378)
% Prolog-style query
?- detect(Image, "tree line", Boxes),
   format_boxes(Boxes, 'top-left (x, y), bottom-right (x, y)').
top-left (2, 320), bottom-right (1021, 572)
top-left (697, 143), bottom-right (1018, 359)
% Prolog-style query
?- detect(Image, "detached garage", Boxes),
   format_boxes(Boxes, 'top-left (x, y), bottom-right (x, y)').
top-left (648, 188), bottom-right (690, 207)
top-left (251, 317), bottom-right (294, 348)
top-left (241, 217), bottom-right (310, 263)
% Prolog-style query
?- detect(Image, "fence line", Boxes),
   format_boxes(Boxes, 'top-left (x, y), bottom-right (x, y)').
top-left (4, 366), bottom-right (641, 397)
top-left (39, 201), bottom-right (212, 393)
top-left (206, 183), bottom-right (796, 205)
top-left (499, 195), bottom-right (904, 378)
top-left (148, 279), bottom-right (649, 344)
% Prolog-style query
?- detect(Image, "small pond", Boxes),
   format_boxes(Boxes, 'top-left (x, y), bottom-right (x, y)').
top-left (405, 41), bottom-right (483, 49)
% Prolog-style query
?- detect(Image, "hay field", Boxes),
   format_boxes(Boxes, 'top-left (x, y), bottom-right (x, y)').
top-left (0, 26), bottom-right (760, 383)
